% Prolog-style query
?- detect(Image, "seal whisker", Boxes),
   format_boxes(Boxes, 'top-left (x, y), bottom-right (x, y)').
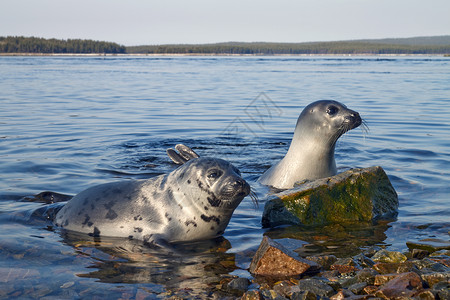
top-left (249, 188), bottom-right (259, 208)
top-left (360, 119), bottom-right (370, 136)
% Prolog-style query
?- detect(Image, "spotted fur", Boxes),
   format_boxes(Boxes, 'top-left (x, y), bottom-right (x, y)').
top-left (55, 157), bottom-right (250, 244)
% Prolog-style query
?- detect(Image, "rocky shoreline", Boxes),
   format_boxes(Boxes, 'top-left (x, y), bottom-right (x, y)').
top-left (214, 237), bottom-right (449, 300)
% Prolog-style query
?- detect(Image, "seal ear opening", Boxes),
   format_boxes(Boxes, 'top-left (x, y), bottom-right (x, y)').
top-left (167, 144), bottom-right (200, 165)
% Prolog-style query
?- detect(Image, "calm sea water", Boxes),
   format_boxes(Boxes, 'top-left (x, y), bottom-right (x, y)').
top-left (0, 55), bottom-right (449, 298)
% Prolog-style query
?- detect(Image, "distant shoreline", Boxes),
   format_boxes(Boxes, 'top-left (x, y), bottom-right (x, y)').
top-left (3, 36), bottom-right (450, 56)
top-left (1, 52), bottom-right (448, 57)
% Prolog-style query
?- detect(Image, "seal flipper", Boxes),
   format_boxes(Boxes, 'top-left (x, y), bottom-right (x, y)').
top-left (175, 144), bottom-right (199, 160)
top-left (167, 144), bottom-right (199, 165)
top-left (166, 148), bottom-right (187, 165)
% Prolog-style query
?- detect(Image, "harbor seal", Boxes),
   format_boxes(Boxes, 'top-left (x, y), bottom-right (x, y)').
top-left (258, 100), bottom-right (362, 189)
top-left (54, 157), bottom-right (250, 244)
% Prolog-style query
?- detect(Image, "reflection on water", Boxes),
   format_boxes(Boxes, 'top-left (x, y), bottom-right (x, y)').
top-left (265, 220), bottom-right (394, 258)
top-left (62, 231), bottom-right (235, 288)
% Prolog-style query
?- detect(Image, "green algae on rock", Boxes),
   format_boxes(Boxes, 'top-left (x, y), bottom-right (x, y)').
top-left (262, 166), bottom-right (398, 227)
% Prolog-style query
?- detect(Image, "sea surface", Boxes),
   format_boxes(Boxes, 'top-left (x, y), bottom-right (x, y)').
top-left (0, 55), bottom-right (449, 298)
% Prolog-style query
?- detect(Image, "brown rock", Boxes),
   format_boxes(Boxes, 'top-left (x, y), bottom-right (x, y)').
top-left (412, 248), bottom-right (430, 259)
top-left (362, 285), bottom-right (379, 295)
top-left (273, 280), bottom-right (295, 298)
top-left (331, 257), bottom-right (361, 274)
top-left (420, 271), bottom-right (450, 288)
top-left (415, 290), bottom-right (437, 300)
top-left (371, 249), bottom-right (407, 263)
top-left (330, 264), bottom-right (360, 274)
top-left (306, 255), bottom-right (338, 270)
top-left (241, 290), bottom-right (262, 300)
top-left (355, 268), bottom-right (379, 285)
top-left (430, 257), bottom-right (450, 268)
top-left (375, 272), bottom-right (423, 299)
top-left (374, 273), bottom-right (400, 286)
top-left (372, 261), bottom-right (417, 274)
top-left (249, 236), bottom-right (320, 277)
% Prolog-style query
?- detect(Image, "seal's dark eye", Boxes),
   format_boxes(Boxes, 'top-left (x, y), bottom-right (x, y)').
top-left (207, 169), bottom-right (223, 180)
top-left (327, 105), bottom-right (338, 116)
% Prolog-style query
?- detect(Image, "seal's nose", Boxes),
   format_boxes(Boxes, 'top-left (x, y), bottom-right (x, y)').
top-left (233, 179), bottom-right (251, 195)
top-left (345, 111), bottom-right (362, 128)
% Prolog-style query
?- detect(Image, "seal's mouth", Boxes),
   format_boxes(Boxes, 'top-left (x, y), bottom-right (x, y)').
top-left (329, 111), bottom-right (364, 146)
top-left (219, 179), bottom-right (251, 204)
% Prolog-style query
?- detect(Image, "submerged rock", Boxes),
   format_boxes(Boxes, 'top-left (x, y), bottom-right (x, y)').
top-left (406, 239), bottom-right (450, 253)
top-left (249, 236), bottom-right (320, 277)
top-left (262, 166), bottom-right (398, 227)
top-left (371, 249), bottom-right (408, 264)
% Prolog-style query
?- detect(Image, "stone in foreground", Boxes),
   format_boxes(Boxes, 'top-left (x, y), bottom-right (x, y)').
top-left (249, 236), bottom-right (320, 277)
top-left (262, 166), bottom-right (398, 227)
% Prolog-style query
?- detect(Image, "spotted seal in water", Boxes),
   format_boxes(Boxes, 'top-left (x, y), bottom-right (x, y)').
top-left (258, 100), bottom-right (363, 189)
top-left (54, 157), bottom-right (250, 244)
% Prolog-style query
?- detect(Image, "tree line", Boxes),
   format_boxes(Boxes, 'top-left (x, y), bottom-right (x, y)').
top-left (0, 36), bottom-right (126, 54)
top-left (127, 41), bottom-right (450, 55)
top-left (1, 36), bottom-right (449, 55)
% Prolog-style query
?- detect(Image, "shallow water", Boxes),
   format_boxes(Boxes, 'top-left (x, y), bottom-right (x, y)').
top-left (0, 55), bottom-right (449, 298)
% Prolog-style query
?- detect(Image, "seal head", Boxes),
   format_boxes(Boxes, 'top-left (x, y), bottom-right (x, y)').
top-left (259, 100), bottom-right (362, 189)
top-left (55, 157), bottom-right (250, 244)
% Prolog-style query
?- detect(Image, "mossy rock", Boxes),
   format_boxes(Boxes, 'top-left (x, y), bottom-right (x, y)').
top-left (262, 166), bottom-right (398, 227)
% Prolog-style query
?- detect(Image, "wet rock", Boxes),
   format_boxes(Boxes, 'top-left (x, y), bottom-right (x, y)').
top-left (241, 290), bottom-right (262, 300)
top-left (331, 257), bottom-right (361, 274)
top-left (290, 290), bottom-right (318, 300)
top-left (372, 261), bottom-right (418, 274)
top-left (362, 285), bottom-right (378, 295)
top-left (371, 249), bottom-right (407, 264)
top-left (433, 282), bottom-right (450, 300)
top-left (296, 278), bottom-right (336, 297)
top-left (249, 237), bottom-right (320, 277)
top-left (348, 282), bottom-right (367, 294)
top-left (430, 257), bottom-right (450, 268)
top-left (430, 249), bottom-right (450, 257)
top-left (330, 289), bottom-right (356, 300)
top-left (362, 245), bottom-right (383, 258)
top-left (260, 289), bottom-right (288, 300)
top-left (411, 248), bottom-right (430, 259)
top-left (374, 273), bottom-right (400, 286)
top-left (227, 277), bottom-right (250, 294)
top-left (353, 253), bottom-right (375, 268)
top-left (415, 290), bottom-right (436, 300)
top-left (374, 272), bottom-right (423, 299)
top-left (355, 268), bottom-right (379, 285)
top-left (262, 166), bottom-right (398, 228)
top-left (413, 258), bottom-right (450, 272)
top-left (273, 280), bottom-right (295, 298)
top-left (420, 271), bottom-right (450, 288)
top-left (306, 255), bottom-right (338, 270)
top-left (407, 239), bottom-right (450, 253)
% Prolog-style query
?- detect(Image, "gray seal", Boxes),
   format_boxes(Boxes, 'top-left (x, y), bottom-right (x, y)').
top-left (54, 157), bottom-right (250, 244)
top-left (258, 100), bottom-right (362, 189)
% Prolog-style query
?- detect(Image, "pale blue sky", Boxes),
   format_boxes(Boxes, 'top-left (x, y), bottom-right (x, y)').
top-left (1, 0), bottom-right (449, 46)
